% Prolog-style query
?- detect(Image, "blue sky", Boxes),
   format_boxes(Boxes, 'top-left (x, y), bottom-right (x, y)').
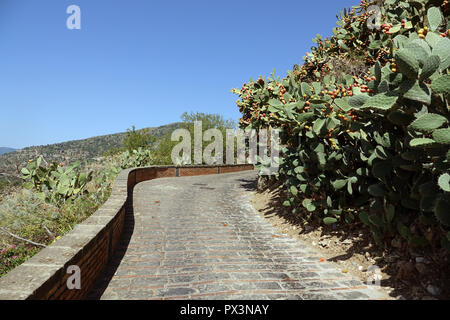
top-left (0, 0), bottom-right (359, 149)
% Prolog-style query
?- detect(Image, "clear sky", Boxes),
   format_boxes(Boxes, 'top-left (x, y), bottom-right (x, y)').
top-left (0, 0), bottom-right (359, 149)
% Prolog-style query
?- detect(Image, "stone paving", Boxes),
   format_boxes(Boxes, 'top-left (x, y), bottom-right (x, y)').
top-left (87, 171), bottom-right (389, 300)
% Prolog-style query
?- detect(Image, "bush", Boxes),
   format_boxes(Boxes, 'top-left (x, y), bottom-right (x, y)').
top-left (123, 125), bottom-right (155, 152)
top-left (118, 147), bottom-right (153, 169)
top-left (234, 1), bottom-right (450, 251)
top-left (151, 133), bottom-right (179, 165)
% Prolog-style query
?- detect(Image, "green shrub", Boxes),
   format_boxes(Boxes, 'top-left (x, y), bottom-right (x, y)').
top-left (118, 147), bottom-right (153, 169)
top-left (123, 125), bottom-right (155, 152)
top-left (151, 132), bottom-right (179, 165)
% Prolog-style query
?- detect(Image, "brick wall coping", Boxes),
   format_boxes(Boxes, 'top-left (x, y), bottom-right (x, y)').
top-left (0, 164), bottom-right (254, 300)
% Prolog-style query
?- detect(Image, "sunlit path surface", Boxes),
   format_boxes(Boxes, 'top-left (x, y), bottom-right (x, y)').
top-left (88, 171), bottom-right (389, 300)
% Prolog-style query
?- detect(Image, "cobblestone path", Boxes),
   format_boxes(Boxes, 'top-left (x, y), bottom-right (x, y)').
top-left (88, 171), bottom-right (389, 300)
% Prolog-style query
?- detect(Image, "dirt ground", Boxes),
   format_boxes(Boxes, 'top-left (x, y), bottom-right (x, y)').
top-left (250, 179), bottom-right (450, 300)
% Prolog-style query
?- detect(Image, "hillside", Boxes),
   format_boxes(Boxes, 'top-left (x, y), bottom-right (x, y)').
top-left (0, 148), bottom-right (16, 156)
top-left (0, 123), bottom-right (181, 181)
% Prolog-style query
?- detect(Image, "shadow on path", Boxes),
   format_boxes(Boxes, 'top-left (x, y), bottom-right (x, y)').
top-left (237, 178), bottom-right (257, 192)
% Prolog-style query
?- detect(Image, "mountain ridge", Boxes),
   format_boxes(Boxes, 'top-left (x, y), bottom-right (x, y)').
top-left (0, 148), bottom-right (16, 156)
top-left (0, 123), bottom-right (181, 181)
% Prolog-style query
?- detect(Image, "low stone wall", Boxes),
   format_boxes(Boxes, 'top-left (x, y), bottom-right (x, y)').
top-left (0, 164), bottom-right (254, 300)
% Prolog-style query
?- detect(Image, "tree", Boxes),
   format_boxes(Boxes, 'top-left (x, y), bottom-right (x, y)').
top-left (123, 126), bottom-right (155, 152)
top-left (151, 133), bottom-right (178, 165)
top-left (151, 112), bottom-right (237, 165)
top-left (180, 112), bottom-right (237, 164)
top-left (180, 112), bottom-right (236, 132)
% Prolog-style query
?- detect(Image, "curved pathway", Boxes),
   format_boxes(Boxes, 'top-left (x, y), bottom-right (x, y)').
top-left (88, 171), bottom-right (388, 300)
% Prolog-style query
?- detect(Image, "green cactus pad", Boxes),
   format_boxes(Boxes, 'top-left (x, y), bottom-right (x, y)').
top-left (387, 110), bottom-right (414, 126)
top-left (269, 98), bottom-right (284, 109)
top-left (290, 185), bottom-right (298, 196)
top-left (438, 173), bottom-right (450, 192)
top-left (361, 93), bottom-right (398, 110)
top-left (409, 138), bottom-right (438, 148)
top-left (377, 80), bottom-right (389, 93)
top-left (372, 161), bottom-right (393, 178)
top-left (359, 212), bottom-right (370, 226)
top-left (425, 32), bottom-right (440, 48)
top-left (420, 55), bottom-right (441, 80)
top-left (368, 184), bottom-right (386, 197)
top-left (348, 95), bottom-right (368, 108)
top-left (427, 7), bottom-right (443, 32)
top-left (433, 128), bottom-right (450, 145)
top-left (323, 217), bottom-right (338, 225)
top-left (431, 74), bottom-right (450, 94)
top-left (302, 199), bottom-right (316, 212)
top-left (334, 98), bottom-right (352, 112)
top-left (400, 80), bottom-right (431, 105)
top-left (432, 37), bottom-right (450, 70)
top-left (421, 195), bottom-right (440, 212)
top-left (313, 118), bottom-right (326, 135)
top-left (394, 35), bottom-right (408, 48)
top-left (301, 82), bottom-right (312, 96)
top-left (395, 48), bottom-right (420, 79)
top-left (368, 215), bottom-right (384, 227)
top-left (405, 40), bottom-right (431, 66)
top-left (419, 182), bottom-right (439, 197)
top-left (297, 112), bottom-right (315, 122)
top-left (435, 198), bottom-right (450, 226)
top-left (409, 113), bottom-right (448, 133)
top-left (332, 179), bottom-right (347, 190)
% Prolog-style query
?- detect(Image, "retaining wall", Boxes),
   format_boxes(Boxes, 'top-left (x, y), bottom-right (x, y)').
top-left (0, 164), bottom-right (254, 300)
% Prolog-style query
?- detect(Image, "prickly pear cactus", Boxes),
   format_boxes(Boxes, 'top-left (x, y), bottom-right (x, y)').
top-left (233, 0), bottom-right (450, 251)
top-left (21, 157), bottom-right (93, 205)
